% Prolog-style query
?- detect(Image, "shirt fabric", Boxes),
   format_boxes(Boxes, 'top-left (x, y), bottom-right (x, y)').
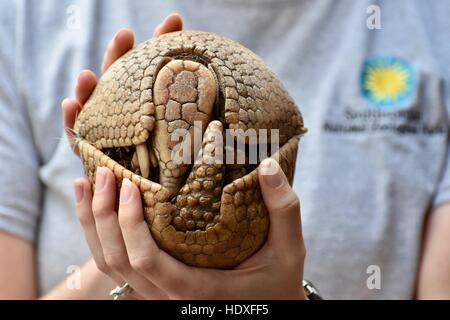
top-left (1, 0), bottom-right (450, 299)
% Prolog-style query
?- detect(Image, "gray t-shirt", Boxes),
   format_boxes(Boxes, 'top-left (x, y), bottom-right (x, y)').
top-left (1, 0), bottom-right (450, 299)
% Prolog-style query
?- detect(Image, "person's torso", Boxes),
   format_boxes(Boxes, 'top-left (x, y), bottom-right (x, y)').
top-left (14, 0), bottom-right (450, 298)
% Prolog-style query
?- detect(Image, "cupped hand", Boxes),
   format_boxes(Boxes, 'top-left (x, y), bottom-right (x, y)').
top-left (62, 13), bottom-right (183, 154)
top-left (74, 158), bottom-right (307, 299)
top-left (66, 13), bottom-right (307, 299)
top-left (64, 13), bottom-right (182, 299)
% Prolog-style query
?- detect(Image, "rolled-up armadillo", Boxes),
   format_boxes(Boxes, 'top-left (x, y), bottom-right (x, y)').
top-left (73, 31), bottom-right (306, 268)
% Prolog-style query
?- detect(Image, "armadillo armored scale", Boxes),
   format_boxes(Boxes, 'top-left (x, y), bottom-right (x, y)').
top-left (74, 31), bottom-right (306, 268)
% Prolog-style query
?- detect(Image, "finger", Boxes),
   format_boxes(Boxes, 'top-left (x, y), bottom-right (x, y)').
top-left (75, 70), bottom-right (97, 105)
top-left (92, 167), bottom-right (129, 272)
top-left (118, 178), bottom-right (195, 297)
top-left (101, 29), bottom-right (134, 74)
top-left (92, 168), bottom-right (168, 298)
top-left (74, 178), bottom-right (124, 284)
top-left (258, 158), bottom-right (303, 252)
top-left (62, 98), bottom-right (82, 155)
top-left (116, 268), bottom-right (170, 300)
top-left (153, 13), bottom-right (183, 37)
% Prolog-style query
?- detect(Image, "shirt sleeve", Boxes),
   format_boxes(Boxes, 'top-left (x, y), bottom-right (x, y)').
top-left (0, 2), bottom-right (41, 241)
top-left (426, 0), bottom-right (450, 208)
top-left (432, 75), bottom-right (450, 208)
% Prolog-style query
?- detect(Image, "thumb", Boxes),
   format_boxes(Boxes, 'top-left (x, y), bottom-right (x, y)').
top-left (258, 158), bottom-right (303, 252)
top-left (154, 13), bottom-right (183, 37)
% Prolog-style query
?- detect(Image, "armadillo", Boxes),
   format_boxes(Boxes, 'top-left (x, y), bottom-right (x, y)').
top-left (74, 31), bottom-right (306, 268)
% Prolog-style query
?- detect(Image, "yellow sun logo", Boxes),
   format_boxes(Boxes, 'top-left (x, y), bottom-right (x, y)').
top-left (361, 57), bottom-right (415, 108)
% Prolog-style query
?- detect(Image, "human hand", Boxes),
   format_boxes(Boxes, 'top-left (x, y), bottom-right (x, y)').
top-left (62, 13), bottom-right (183, 154)
top-left (74, 158), bottom-right (307, 299)
top-left (63, 13), bottom-right (182, 300)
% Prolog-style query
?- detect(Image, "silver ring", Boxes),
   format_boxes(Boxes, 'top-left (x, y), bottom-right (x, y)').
top-left (110, 282), bottom-right (133, 300)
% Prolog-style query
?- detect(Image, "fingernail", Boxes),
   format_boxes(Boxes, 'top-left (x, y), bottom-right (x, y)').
top-left (61, 98), bottom-right (70, 109)
top-left (120, 178), bottom-right (132, 203)
top-left (74, 181), bottom-right (84, 203)
top-left (96, 167), bottom-right (107, 191)
top-left (114, 30), bottom-right (121, 41)
top-left (260, 159), bottom-right (283, 188)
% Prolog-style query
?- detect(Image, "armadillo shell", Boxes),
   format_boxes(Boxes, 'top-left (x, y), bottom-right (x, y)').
top-left (74, 31), bottom-right (305, 268)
